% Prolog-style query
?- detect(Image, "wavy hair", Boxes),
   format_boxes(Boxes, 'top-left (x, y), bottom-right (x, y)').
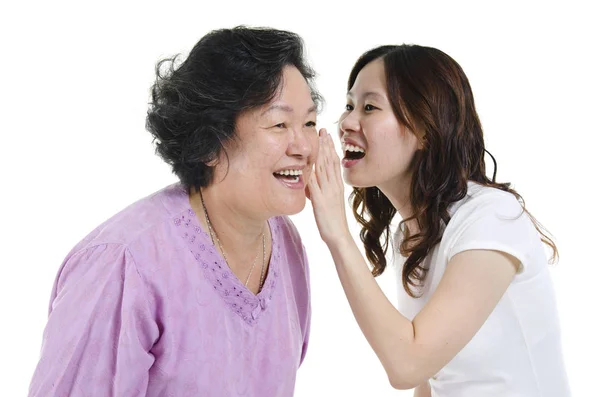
top-left (348, 45), bottom-right (558, 297)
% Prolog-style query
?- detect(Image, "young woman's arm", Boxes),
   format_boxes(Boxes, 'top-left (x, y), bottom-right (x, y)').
top-left (308, 132), bottom-right (519, 389)
top-left (326, 237), bottom-right (517, 389)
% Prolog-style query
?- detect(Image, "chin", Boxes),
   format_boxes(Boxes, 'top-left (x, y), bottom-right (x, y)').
top-left (343, 170), bottom-right (372, 188)
top-left (272, 195), bottom-right (307, 216)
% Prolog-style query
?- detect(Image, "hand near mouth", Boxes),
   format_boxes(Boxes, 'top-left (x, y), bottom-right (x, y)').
top-left (307, 128), bottom-right (353, 247)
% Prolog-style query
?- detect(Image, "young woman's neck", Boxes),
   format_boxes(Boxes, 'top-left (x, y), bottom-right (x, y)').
top-left (378, 176), bottom-right (419, 234)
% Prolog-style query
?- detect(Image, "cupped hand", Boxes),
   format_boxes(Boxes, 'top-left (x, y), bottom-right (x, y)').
top-left (307, 129), bottom-right (352, 247)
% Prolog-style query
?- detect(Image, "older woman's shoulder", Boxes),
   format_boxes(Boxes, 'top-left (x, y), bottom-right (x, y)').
top-left (270, 216), bottom-right (309, 271)
top-left (271, 215), bottom-right (303, 244)
top-left (71, 183), bottom-right (187, 253)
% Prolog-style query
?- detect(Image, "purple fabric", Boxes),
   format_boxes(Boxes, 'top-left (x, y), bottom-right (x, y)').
top-left (29, 184), bottom-right (311, 397)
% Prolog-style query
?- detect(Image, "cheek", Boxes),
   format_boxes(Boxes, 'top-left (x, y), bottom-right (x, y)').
top-left (367, 119), bottom-right (417, 166)
top-left (254, 138), bottom-right (287, 166)
top-left (365, 117), bottom-right (399, 150)
top-left (338, 112), bottom-right (349, 136)
top-left (308, 134), bottom-right (319, 164)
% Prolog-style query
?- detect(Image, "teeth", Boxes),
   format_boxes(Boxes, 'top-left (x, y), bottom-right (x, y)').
top-left (275, 169), bottom-right (303, 176)
top-left (342, 143), bottom-right (365, 153)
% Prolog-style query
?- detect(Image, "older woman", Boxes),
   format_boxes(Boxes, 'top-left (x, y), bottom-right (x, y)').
top-left (29, 26), bottom-right (320, 397)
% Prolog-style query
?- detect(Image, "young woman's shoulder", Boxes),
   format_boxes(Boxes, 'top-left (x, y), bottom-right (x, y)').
top-left (452, 182), bottom-right (523, 222)
top-left (444, 182), bottom-right (544, 275)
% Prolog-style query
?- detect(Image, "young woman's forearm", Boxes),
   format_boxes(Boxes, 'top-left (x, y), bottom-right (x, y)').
top-left (327, 235), bottom-right (421, 389)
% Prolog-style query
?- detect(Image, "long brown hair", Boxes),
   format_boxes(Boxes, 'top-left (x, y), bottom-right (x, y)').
top-left (348, 45), bottom-right (558, 297)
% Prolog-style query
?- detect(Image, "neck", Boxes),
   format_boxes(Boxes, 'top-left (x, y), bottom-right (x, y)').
top-left (189, 186), bottom-right (267, 256)
top-left (377, 175), bottom-right (419, 235)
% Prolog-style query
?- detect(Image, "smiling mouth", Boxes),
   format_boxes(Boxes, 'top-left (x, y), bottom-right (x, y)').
top-left (344, 151), bottom-right (365, 161)
top-left (342, 143), bottom-right (366, 161)
top-left (273, 169), bottom-right (303, 184)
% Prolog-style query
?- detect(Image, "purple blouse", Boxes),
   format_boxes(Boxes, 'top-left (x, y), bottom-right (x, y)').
top-left (29, 184), bottom-right (311, 396)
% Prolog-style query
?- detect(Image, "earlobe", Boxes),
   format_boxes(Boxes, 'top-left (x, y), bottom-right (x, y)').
top-left (414, 131), bottom-right (427, 150)
top-left (206, 147), bottom-right (227, 167)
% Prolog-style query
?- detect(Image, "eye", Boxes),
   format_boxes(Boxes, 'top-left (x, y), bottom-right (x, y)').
top-left (345, 104), bottom-right (354, 111)
top-left (305, 121), bottom-right (316, 128)
top-left (274, 123), bottom-right (286, 129)
top-left (364, 104), bottom-right (377, 111)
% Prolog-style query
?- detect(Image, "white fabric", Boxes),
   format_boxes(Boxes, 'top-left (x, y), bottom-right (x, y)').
top-left (394, 182), bottom-right (570, 396)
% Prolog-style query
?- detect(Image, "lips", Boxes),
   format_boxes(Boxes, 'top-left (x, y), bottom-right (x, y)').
top-left (341, 140), bottom-right (366, 166)
top-left (341, 158), bottom-right (361, 168)
top-left (273, 167), bottom-right (306, 190)
top-left (273, 173), bottom-right (305, 190)
top-left (344, 149), bottom-right (365, 161)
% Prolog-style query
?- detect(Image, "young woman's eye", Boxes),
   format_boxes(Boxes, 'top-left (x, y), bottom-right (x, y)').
top-left (305, 121), bottom-right (316, 127)
top-left (365, 104), bottom-right (377, 111)
top-left (345, 104), bottom-right (354, 111)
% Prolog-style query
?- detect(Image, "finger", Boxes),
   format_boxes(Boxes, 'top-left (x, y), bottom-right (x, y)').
top-left (318, 129), bottom-right (336, 186)
top-left (324, 133), bottom-right (336, 183)
top-left (307, 170), bottom-right (322, 201)
top-left (317, 134), bottom-right (328, 183)
top-left (314, 131), bottom-right (321, 167)
top-left (324, 133), bottom-right (338, 184)
top-left (328, 133), bottom-right (338, 158)
top-left (328, 133), bottom-right (344, 187)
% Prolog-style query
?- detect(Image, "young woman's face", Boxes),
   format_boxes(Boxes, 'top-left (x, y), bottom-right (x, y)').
top-left (338, 58), bottom-right (420, 191)
top-left (213, 66), bottom-right (318, 217)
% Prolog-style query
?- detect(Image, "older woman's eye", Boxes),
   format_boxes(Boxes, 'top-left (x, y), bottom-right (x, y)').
top-left (274, 123), bottom-right (286, 129)
top-left (345, 104), bottom-right (354, 111)
top-left (305, 121), bottom-right (316, 127)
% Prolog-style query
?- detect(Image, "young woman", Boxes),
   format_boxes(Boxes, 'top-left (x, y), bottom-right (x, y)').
top-left (308, 45), bottom-right (570, 396)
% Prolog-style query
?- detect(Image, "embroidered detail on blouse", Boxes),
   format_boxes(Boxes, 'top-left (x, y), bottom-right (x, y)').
top-left (175, 211), bottom-right (281, 325)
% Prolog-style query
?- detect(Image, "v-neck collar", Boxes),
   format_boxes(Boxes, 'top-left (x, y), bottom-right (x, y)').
top-left (167, 185), bottom-right (282, 326)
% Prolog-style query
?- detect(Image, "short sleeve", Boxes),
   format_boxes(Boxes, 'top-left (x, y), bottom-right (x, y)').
top-left (299, 244), bottom-right (311, 366)
top-left (446, 192), bottom-right (536, 273)
top-left (28, 244), bottom-right (159, 397)
top-left (279, 216), bottom-right (312, 367)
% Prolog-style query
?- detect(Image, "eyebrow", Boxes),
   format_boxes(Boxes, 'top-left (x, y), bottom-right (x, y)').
top-left (261, 104), bottom-right (317, 117)
top-left (347, 91), bottom-right (385, 100)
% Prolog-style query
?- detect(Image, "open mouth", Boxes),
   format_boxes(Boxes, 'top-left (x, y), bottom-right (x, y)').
top-left (343, 143), bottom-right (366, 161)
top-left (273, 169), bottom-right (303, 184)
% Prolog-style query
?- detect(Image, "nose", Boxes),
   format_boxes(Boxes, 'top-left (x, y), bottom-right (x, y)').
top-left (287, 127), bottom-right (312, 159)
top-left (339, 109), bottom-right (360, 137)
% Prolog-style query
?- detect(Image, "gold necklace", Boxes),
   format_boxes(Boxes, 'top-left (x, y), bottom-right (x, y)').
top-left (199, 191), bottom-right (266, 289)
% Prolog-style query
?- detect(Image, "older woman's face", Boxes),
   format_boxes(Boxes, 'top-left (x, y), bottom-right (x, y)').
top-left (214, 66), bottom-right (318, 217)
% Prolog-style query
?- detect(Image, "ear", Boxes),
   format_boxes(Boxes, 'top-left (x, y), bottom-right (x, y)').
top-left (205, 146), bottom-right (227, 167)
top-left (412, 128), bottom-right (427, 151)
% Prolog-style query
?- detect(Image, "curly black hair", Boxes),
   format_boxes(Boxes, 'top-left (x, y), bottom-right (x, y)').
top-left (146, 26), bottom-right (322, 192)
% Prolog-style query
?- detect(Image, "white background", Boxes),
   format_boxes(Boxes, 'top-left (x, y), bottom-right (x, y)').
top-left (1, 0), bottom-right (598, 395)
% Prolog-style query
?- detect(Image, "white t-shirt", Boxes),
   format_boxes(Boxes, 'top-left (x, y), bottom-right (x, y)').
top-left (394, 182), bottom-right (570, 396)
